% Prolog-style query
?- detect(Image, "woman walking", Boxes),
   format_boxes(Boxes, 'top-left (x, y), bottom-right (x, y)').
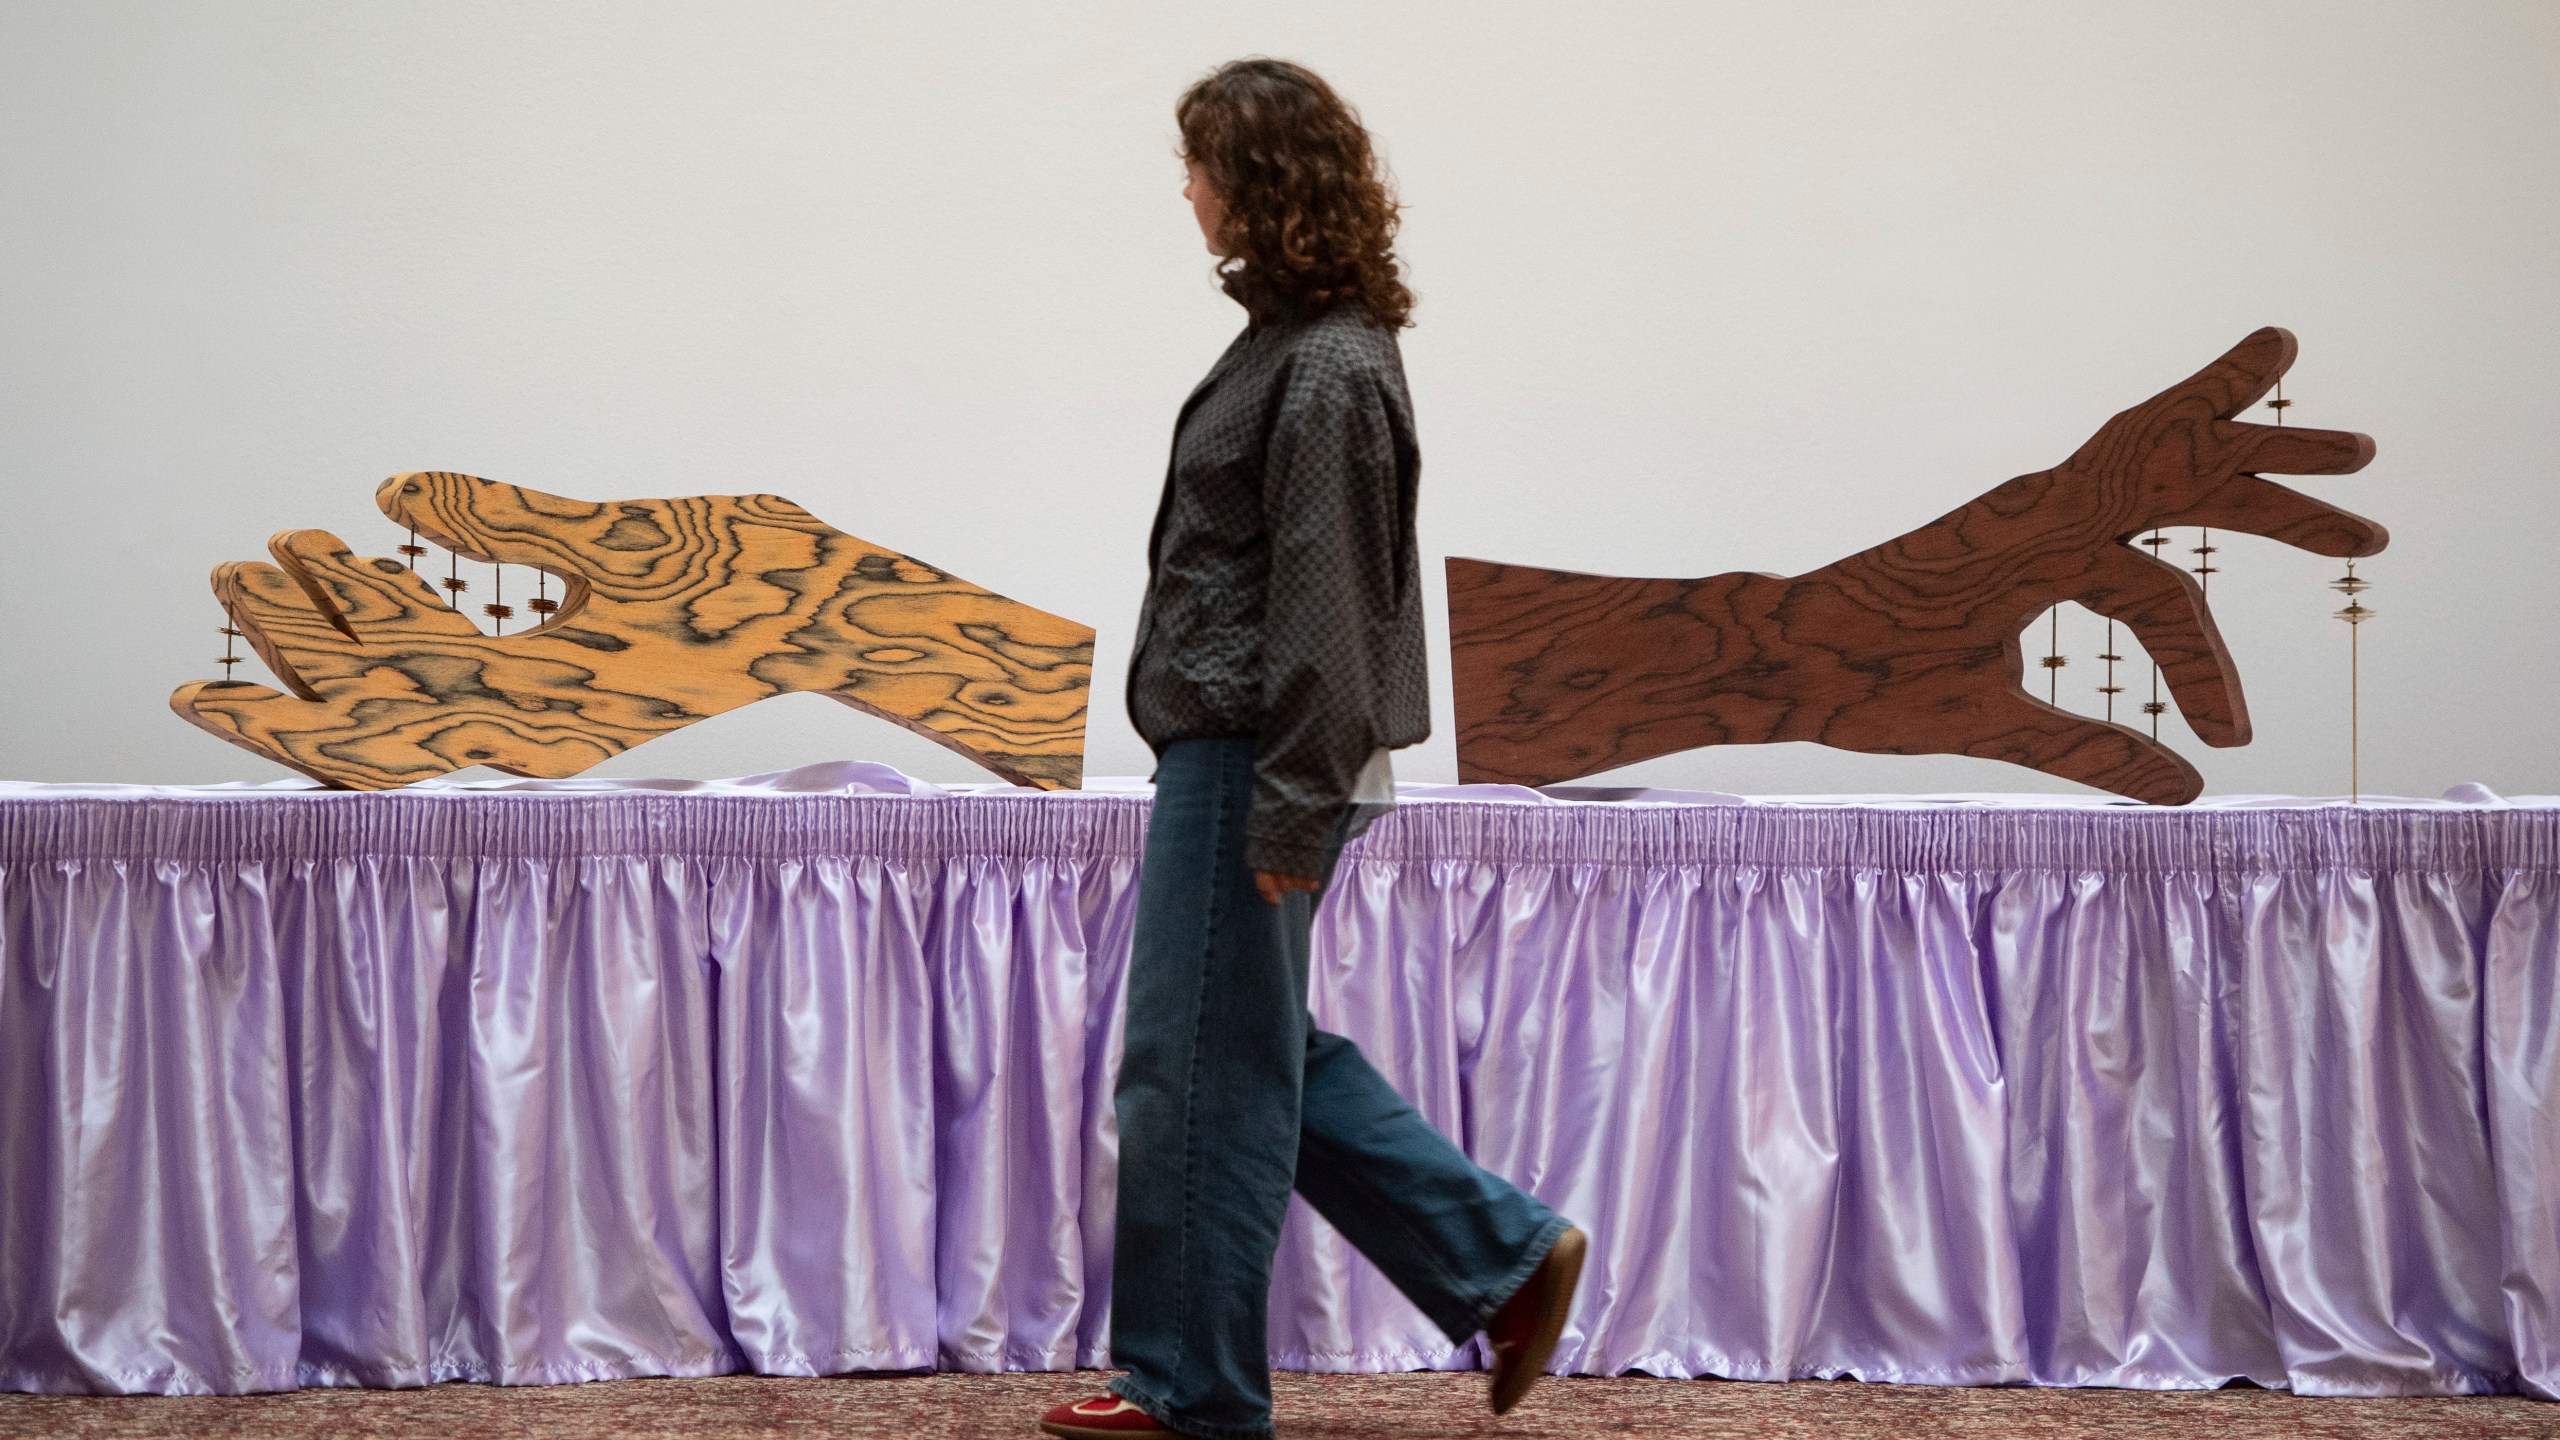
top-left (1039, 58), bottom-right (1585, 1440)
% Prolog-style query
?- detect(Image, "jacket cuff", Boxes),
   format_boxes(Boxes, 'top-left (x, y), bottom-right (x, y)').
top-left (1244, 831), bottom-right (1330, 882)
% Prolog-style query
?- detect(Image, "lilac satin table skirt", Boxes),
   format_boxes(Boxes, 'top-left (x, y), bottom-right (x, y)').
top-left (3, 768), bottom-right (2558, 1399)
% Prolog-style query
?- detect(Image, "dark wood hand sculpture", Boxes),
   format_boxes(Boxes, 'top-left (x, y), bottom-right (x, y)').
top-left (172, 472), bottom-right (1094, 789)
top-left (1448, 328), bottom-right (2382, 804)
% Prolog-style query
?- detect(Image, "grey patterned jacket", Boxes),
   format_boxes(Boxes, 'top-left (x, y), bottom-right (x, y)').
top-left (1128, 305), bottom-right (1429, 878)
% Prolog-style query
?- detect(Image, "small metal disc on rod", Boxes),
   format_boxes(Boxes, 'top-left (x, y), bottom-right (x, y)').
top-left (441, 551), bottom-right (469, 606)
top-left (2096, 622), bottom-right (2124, 724)
top-left (218, 622), bottom-right (244, 677)
top-left (2040, 607), bottom-right (2067, 704)
top-left (482, 563), bottom-right (514, 635)
top-left (2332, 559), bottom-right (2373, 803)
top-left (399, 526), bottom-right (427, 571)
top-left (526, 568), bottom-right (558, 620)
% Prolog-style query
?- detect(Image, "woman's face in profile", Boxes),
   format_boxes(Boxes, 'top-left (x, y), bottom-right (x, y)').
top-left (1183, 161), bottom-right (1226, 258)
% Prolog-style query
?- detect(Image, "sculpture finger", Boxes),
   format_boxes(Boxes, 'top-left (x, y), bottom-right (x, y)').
top-left (2150, 326), bottom-right (2296, 421)
top-left (2210, 419), bottom-right (2375, 478)
top-left (376, 471), bottom-right (601, 609)
top-left (1958, 690), bottom-right (2204, 805)
top-left (2060, 329), bottom-right (2301, 493)
top-left (2074, 544), bottom-right (2249, 747)
top-left (215, 536), bottom-right (493, 702)
top-left (378, 471), bottom-right (827, 612)
top-left (267, 529), bottom-right (490, 638)
top-left (212, 554), bottom-right (361, 700)
top-left (2156, 471), bottom-right (2387, 559)
top-left (169, 679), bottom-right (358, 786)
top-left (170, 675), bottom-right (627, 790)
top-left (2051, 329), bottom-right (2378, 556)
top-left (216, 531), bottom-right (484, 695)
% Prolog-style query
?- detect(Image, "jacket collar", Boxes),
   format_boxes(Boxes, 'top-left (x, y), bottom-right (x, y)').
top-left (1178, 325), bottom-right (1260, 416)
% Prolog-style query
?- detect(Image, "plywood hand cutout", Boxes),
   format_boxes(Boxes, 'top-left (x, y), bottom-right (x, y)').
top-left (173, 472), bottom-right (1093, 789)
top-left (1448, 328), bottom-right (2383, 804)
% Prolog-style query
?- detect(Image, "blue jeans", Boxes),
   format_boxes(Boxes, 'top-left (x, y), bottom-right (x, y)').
top-left (1109, 737), bottom-right (1569, 1440)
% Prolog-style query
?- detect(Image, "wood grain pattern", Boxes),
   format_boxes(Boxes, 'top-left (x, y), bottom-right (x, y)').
top-left (1449, 328), bottom-right (2384, 805)
top-left (172, 472), bottom-right (1094, 789)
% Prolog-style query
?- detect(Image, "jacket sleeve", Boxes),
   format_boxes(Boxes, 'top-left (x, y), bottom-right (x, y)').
top-left (1246, 348), bottom-right (1405, 878)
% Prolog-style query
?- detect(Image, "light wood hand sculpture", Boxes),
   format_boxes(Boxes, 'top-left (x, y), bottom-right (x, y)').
top-left (1448, 328), bottom-right (2382, 804)
top-left (173, 472), bottom-right (1094, 789)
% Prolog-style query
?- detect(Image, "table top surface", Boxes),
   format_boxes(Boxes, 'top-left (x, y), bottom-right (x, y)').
top-left (0, 759), bottom-right (2547, 811)
top-left (4, 762), bottom-right (2554, 874)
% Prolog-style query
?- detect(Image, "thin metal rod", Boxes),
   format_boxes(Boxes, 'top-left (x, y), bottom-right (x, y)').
top-left (2143, 527), bottom-right (2168, 739)
top-left (2102, 619), bottom-right (2116, 724)
top-left (2331, 555), bottom-right (2371, 803)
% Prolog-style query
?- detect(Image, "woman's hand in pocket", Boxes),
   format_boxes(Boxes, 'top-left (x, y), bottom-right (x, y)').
top-left (1255, 870), bottom-right (1319, 906)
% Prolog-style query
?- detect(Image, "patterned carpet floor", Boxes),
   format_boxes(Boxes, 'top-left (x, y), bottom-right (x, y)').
top-left (2, 1372), bottom-right (2555, 1440)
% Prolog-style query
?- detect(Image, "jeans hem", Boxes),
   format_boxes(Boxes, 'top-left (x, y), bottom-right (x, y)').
top-left (1110, 1374), bottom-right (1275, 1440)
top-left (1457, 1212), bottom-right (1578, 1339)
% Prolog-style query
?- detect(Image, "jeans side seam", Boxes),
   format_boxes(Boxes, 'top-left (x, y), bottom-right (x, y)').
top-left (1165, 744), bottom-right (1244, 1386)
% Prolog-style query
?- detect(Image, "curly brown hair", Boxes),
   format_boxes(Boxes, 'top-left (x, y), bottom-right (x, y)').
top-left (1177, 58), bottom-right (1413, 330)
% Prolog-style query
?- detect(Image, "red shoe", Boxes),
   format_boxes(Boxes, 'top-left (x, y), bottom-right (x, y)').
top-left (1038, 1395), bottom-right (1177, 1440)
top-left (1484, 1225), bottom-right (1587, 1414)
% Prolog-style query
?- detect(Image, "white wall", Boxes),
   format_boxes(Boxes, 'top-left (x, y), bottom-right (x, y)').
top-left (4, 1), bottom-right (2554, 797)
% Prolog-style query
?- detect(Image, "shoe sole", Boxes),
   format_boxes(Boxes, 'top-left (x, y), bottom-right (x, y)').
top-left (1490, 1224), bottom-right (1587, 1415)
top-left (1039, 1422), bottom-right (1175, 1440)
